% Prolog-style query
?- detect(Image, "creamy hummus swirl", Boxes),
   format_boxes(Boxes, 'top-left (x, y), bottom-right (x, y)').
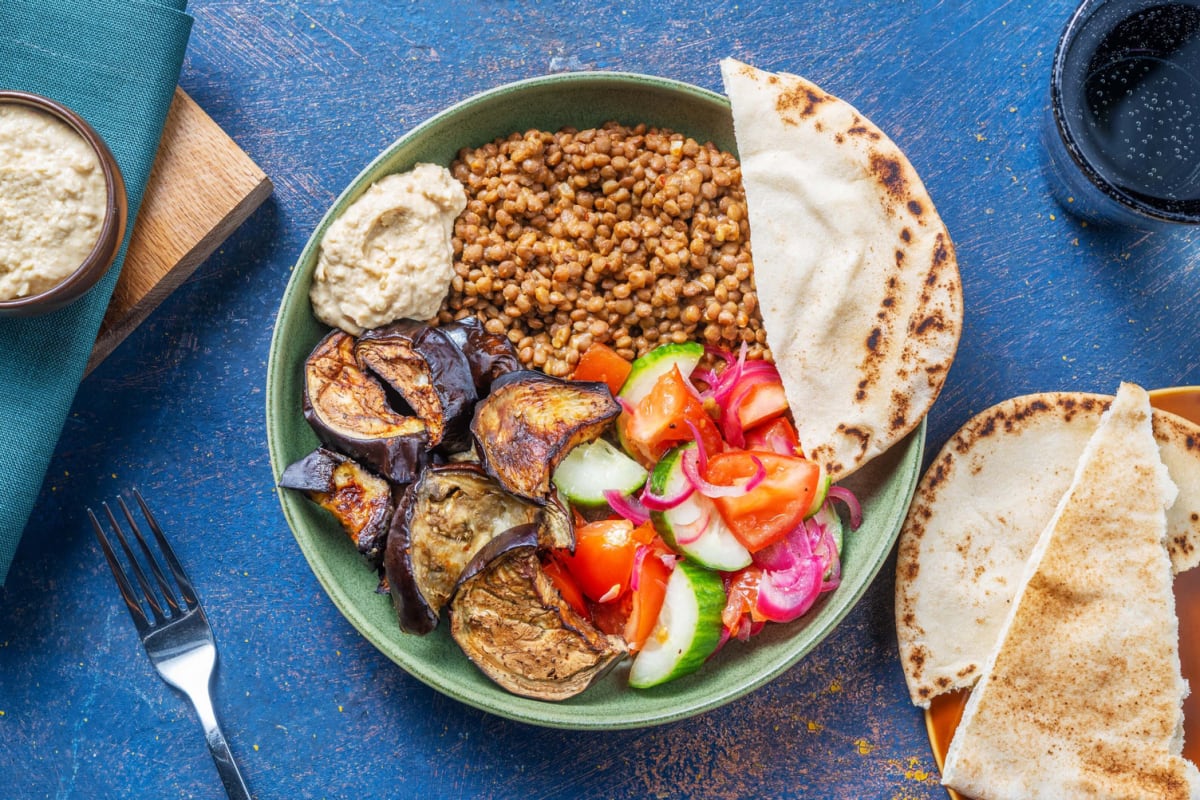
top-left (311, 163), bottom-right (467, 334)
top-left (0, 104), bottom-right (106, 301)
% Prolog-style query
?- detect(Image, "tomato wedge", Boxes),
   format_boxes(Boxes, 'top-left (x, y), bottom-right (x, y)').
top-left (571, 342), bottom-right (632, 396)
top-left (721, 566), bottom-right (767, 636)
top-left (705, 450), bottom-right (821, 552)
top-left (733, 379), bottom-right (789, 429)
top-left (620, 365), bottom-right (722, 465)
top-left (542, 554), bottom-right (590, 618)
top-left (743, 416), bottom-right (801, 456)
top-left (560, 518), bottom-right (639, 602)
top-left (624, 542), bottom-right (674, 652)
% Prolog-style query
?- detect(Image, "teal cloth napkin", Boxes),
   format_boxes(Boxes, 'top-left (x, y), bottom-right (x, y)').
top-left (0, 0), bottom-right (193, 584)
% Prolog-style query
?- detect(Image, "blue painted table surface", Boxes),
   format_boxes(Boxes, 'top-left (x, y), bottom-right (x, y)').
top-left (3, 1), bottom-right (1199, 798)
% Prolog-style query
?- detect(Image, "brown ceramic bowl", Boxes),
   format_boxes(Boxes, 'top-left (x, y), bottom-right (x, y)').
top-left (0, 90), bottom-right (127, 317)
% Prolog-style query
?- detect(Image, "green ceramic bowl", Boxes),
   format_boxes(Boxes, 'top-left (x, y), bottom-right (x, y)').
top-left (266, 71), bottom-right (925, 730)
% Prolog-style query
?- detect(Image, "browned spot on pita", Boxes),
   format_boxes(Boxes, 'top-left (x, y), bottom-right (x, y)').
top-left (935, 676), bottom-right (952, 689)
top-left (833, 425), bottom-right (871, 467)
top-left (1191, 512), bottom-right (1198, 522)
top-left (834, 132), bottom-right (845, 144)
top-left (915, 311), bottom-right (948, 337)
top-left (956, 665), bottom-right (977, 679)
top-left (908, 199), bottom-right (924, 216)
top-left (900, 227), bottom-right (913, 243)
top-left (924, 453), bottom-right (953, 492)
top-left (847, 123), bottom-right (881, 140)
top-left (917, 686), bottom-right (932, 700)
top-left (891, 390), bottom-right (911, 433)
top-left (895, 249), bottom-right (905, 267)
top-left (866, 326), bottom-right (882, 352)
top-left (775, 85), bottom-right (828, 122)
top-left (868, 152), bottom-right (908, 203)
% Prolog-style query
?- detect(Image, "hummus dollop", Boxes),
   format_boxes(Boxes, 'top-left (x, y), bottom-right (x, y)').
top-left (311, 163), bottom-right (467, 335)
top-left (0, 103), bottom-right (107, 301)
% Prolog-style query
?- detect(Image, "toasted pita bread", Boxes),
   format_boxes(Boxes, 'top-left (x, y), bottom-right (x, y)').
top-left (720, 59), bottom-right (961, 481)
top-left (896, 391), bottom-right (1200, 707)
top-left (941, 383), bottom-right (1200, 800)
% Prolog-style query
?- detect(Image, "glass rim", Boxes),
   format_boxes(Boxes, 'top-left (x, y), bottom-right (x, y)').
top-left (1049, 0), bottom-right (1200, 225)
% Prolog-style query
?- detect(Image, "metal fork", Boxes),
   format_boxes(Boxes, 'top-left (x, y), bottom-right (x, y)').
top-left (89, 490), bottom-right (251, 800)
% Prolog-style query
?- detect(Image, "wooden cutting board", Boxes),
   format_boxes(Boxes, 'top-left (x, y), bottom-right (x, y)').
top-left (86, 88), bottom-right (273, 373)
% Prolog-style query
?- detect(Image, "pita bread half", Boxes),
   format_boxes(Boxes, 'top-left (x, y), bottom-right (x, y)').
top-left (941, 383), bottom-right (1200, 800)
top-left (895, 391), bottom-right (1200, 707)
top-left (720, 58), bottom-right (961, 482)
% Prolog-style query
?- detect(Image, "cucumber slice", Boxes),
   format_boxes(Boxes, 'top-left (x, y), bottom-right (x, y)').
top-left (649, 443), bottom-right (751, 571)
top-left (617, 341), bottom-right (704, 405)
top-left (552, 438), bottom-right (647, 509)
top-left (804, 462), bottom-right (831, 518)
top-left (628, 559), bottom-right (726, 689)
top-left (815, 502), bottom-right (844, 554)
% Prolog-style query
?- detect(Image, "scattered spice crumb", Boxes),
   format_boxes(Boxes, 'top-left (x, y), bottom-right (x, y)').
top-left (806, 720), bottom-right (823, 733)
top-left (904, 757), bottom-right (931, 781)
top-left (855, 738), bottom-right (875, 755)
top-left (253, 744), bottom-right (260, 751)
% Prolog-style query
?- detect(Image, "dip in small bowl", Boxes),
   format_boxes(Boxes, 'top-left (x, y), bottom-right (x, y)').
top-left (0, 90), bottom-right (127, 317)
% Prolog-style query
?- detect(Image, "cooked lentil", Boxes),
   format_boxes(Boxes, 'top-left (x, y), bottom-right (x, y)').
top-left (436, 122), bottom-right (770, 377)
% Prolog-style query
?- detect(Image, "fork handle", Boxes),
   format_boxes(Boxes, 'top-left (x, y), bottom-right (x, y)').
top-left (189, 690), bottom-right (252, 800)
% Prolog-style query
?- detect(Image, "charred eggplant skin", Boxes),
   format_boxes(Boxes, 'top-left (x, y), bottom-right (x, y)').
top-left (470, 370), bottom-right (621, 501)
top-left (302, 330), bottom-right (428, 484)
top-left (449, 525), bottom-right (627, 701)
top-left (384, 465), bottom-right (555, 635)
top-left (452, 523), bottom-right (540, 589)
top-left (278, 446), bottom-right (345, 492)
top-left (440, 316), bottom-right (521, 394)
top-left (356, 321), bottom-right (477, 453)
top-left (279, 447), bottom-right (394, 566)
top-left (384, 492), bottom-right (438, 634)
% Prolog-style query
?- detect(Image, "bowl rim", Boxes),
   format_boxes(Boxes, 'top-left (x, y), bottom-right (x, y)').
top-left (265, 69), bottom-right (926, 729)
top-left (0, 89), bottom-right (128, 316)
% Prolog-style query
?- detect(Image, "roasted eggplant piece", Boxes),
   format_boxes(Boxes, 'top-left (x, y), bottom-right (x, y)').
top-left (279, 447), bottom-right (393, 566)
top-left (440, 315), bottom-right (522, 393)
top-left (384, 464), bottom-right (572, 634)
top-left (356, 321), bottom-right (477, 452)
top-left (470, 370), bottom-right (621, 501)
top-left (449, 524), bottom-right (627, 701)
top-left (303, 330), bottom-right (428, 483)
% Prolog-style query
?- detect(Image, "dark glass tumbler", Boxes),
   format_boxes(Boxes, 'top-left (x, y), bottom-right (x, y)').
top-left (1044, 0), bottom-right (1200, 227)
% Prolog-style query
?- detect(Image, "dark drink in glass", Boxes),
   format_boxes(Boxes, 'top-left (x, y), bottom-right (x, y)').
top-left (1046, 0), bottom-right (1200, 226)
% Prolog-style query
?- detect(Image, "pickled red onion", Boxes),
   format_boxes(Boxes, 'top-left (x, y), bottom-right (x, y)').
top-left (828, 485), bottom-right (863, 529)
top-left (603, 489), bottom-right (650, 525)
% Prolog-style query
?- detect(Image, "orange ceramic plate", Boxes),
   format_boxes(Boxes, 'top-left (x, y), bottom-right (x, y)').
top-left (924, 386), bottom-right (1200, 800)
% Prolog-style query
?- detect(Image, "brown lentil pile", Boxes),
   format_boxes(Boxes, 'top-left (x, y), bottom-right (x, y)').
top-left (436, 122), bottom-right (770, 377)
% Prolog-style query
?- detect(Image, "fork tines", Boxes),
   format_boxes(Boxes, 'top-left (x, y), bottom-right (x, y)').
top-left (88, 490), bottom-right (198, 632)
